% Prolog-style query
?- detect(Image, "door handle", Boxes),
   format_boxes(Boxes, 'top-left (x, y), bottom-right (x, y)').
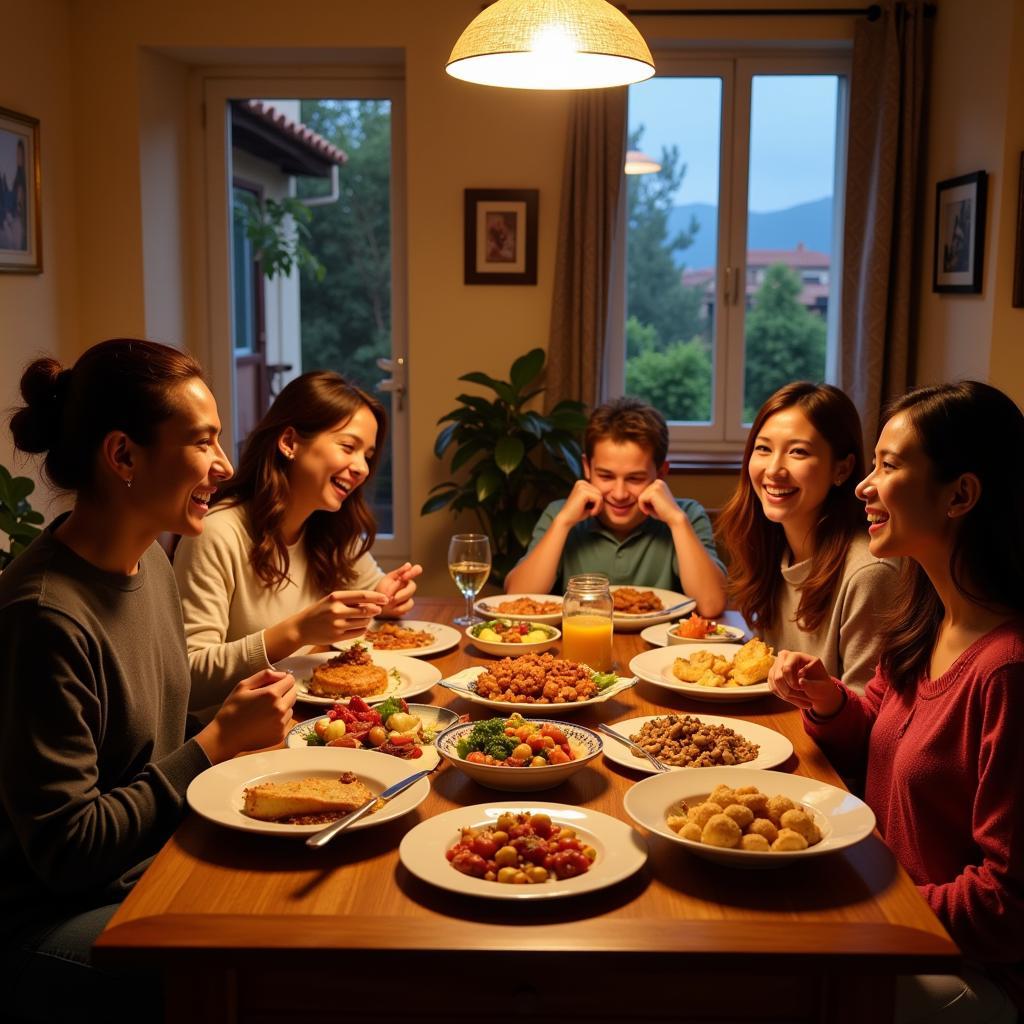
top-left (376, 356), bottom-right (407, 412)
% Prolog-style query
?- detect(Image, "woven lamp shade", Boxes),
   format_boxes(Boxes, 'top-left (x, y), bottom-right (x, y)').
top-left (447, 0), bottom-right (655, 90)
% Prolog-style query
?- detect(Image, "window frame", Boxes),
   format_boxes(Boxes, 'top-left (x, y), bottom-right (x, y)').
top-left (606, 49), bottom-right (852, 455)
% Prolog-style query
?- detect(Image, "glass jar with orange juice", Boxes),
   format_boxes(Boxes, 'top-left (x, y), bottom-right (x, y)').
top-left (561, 573), bottom-right (614, 672)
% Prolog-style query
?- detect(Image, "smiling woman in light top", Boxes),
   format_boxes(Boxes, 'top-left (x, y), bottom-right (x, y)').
top-left (716, 382), bottom-right (897, 692)
top-left (173, 371), bottom-right (422, 716)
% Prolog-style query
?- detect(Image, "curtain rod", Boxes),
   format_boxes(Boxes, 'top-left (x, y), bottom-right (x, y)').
top-left (626, 4), bottom-right (936, 18)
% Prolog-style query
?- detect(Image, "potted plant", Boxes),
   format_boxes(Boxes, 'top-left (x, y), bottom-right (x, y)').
top-left (422, 348), bottom-right (587, 584)
top-left (0, 465), bottom-right (44, 570)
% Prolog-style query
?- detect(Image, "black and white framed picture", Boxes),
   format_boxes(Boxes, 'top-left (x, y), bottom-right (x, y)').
top-left (933, 171), bottom-right (986, 294)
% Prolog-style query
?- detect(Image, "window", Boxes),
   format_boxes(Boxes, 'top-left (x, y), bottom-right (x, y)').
top-left (204, 69), bottom-right (410, 560)
top-left (607, 54), bottom-right (850, 451)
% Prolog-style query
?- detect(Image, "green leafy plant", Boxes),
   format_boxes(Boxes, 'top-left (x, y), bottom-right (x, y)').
top-left (0, 465), bottom-right (44, 570)
top-left (236, 193), bottom-right (325, 282)
top-left (422, 348), bottom-right (588, 583)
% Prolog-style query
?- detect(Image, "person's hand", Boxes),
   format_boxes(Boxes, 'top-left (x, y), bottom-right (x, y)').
top-left (637, 479), bottom-right (685, 525)
top-left (293, 590), bottom-right (387, 647)
top-left (555, 479), bottom-right (604, 527)
top-left (198, 669), bottom-right (297, 763)
top-left (768, 650), bottom-right (843, 716)
top-left (375, 563), bottom-right (423, 617)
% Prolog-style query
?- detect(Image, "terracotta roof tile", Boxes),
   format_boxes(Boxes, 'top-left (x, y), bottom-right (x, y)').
top-left (242, 101), bottom-right (348, 167)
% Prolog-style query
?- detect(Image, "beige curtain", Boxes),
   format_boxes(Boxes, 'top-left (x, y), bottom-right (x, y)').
top-left (840, 0), bottom-right (930, 453)
top-left (546, 88), bottom-right (628, 410)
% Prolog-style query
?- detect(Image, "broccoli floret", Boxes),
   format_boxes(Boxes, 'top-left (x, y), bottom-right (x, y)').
top-left (456, 717), bottom-right (518, 760)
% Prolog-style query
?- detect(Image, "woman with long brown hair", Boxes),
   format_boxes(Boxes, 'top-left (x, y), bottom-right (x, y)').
top-left (769, 381), bottom-right (1024, 1020)
top-left (716, 382), bottom-right (896, 691)
top-left (174, 370), bottom-right (421, 713)
top-left (0, 339), bottom-right (295, 1020)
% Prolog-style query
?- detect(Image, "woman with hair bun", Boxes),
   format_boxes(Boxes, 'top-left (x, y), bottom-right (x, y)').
top-left (770, 381), bottom-right (1024, 1021)
top-left (0, 339), bottom-right (296, 1020)
top-left (173, 370), bottom-right (422, 714)
top-left (716, 382), bottom-right (897, 691)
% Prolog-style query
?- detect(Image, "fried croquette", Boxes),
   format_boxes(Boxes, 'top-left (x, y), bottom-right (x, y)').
top-left (666, 785), bottom-right (824, 854)
top-left (702, 813), bottom-right (743, 848)
top-left (771, 828), bottom-right (809, 852)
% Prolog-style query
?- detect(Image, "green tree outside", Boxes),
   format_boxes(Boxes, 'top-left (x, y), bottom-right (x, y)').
top-left (743, 263), bottom-right (826, 420)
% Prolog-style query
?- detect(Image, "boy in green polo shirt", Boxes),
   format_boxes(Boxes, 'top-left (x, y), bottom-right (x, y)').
top-left (504, 397), bottom-right (727, 616)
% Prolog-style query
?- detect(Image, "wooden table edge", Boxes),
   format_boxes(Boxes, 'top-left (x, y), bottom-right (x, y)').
top-left (95, 913), bottom-right (960, 973)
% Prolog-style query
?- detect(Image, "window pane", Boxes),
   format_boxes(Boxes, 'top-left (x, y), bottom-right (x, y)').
top-left (625, 77), bottom-right (721, 424)
top-left (742, 75), bottom-right (838, 422)
top-left (230, 187), bottom-right (256, 353)
top-left (299, 99), bottom-right (394, 533)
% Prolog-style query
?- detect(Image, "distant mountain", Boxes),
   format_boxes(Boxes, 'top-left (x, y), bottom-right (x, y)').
top-left (666, 196), bottom-right (834, 272)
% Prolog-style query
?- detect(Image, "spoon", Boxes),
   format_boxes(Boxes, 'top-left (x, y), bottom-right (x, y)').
top-left (597, 724), bottom-right (670, 773)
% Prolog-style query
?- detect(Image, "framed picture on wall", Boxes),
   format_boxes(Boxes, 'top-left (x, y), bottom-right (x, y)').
top-left (464, 188), bottom-right (538, 285)
top-left (1013, 152), bottom-right (1024, 309)
top-left (932, 171), bottom-right (986, 294)
top-left (0, 106), bottom-right (42, 274)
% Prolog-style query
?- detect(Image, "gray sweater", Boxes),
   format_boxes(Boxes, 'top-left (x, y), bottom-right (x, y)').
top-left (0, 521), bottom-right (209, 940)
top-left (761, 533), bottom-right (899, 693)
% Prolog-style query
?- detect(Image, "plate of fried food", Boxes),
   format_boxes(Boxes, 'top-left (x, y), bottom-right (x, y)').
top-left (439, 652), bottom-right (638, 715)
top-left (628, 639), bottom-right (775, 701)
top-left (623, 767), bottom-right (875, 867)
top-left (186, 746), bottom-right (432, 837)
top-left (473, 594), bottom-right (563, 624)
top-left (609, 586), bottom-right (695, 631)
top-left (359, 620), bottom-right (461, 658)
top-left (276, 644), bottom-right (442, 706)
top-left (641, 616), bottom-right (746, 647)
top-left (602, 713), bottom-right (793, 775)
top-left (398, 802), bottom-right (647, 899)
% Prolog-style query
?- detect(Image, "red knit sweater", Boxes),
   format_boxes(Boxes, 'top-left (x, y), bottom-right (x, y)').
top-left (804, 619), bottom-right (1024, 963)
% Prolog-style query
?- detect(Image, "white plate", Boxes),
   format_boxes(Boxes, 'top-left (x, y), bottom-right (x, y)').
top-left (474, 593), bottom-right (563, 624)
top-left (399, 801), bottom-right (647, 899)
top-left (276, 651), bottom-right (442, 707)
top-left (629, 644), bottom-right (772, 702)
top-left (186, 747), bottom-right (431, 838)
top-left (440, 665), bottom-right (637, 715)
top-left (285, 703), bottom-right (461, 771)
top-left (602, 714), bottom-right (793, 775)
top-left (640, 621), bottom-right (746, 647)
top-left (609, 586), bottom-right (695, 631)
top-left (360, 620), bottom-right (461, 658)
top-left (465, 620), bottom-right (561, 657)
top-left (623, 767), bottom-right (876, 868)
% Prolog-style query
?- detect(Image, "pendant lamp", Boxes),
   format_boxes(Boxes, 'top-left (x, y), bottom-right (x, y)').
top-left (447, 0), bottom-right (655, 91)
top-left (624, 149), bottom-right (661, 174)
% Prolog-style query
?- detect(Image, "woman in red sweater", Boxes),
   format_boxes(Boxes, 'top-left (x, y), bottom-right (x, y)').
top-left (770, 380), bottom-right (1023, 1022)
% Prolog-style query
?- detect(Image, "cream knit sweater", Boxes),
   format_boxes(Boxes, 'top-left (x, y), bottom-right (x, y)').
top-left (761, 533), bottom-right (898, 693)
top-left (173, 503), bottom-right (382, 713)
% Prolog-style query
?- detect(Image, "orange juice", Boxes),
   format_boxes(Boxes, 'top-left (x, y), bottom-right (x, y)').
top-left (562, 614), bottom-right (614, 672)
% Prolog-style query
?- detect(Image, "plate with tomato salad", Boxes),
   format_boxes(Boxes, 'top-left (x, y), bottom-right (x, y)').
top-left (398, 801), bottom-right (648, 900)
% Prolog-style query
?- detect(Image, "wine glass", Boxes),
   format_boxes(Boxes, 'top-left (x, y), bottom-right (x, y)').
top-left (448, 533), bottom-right (492, 626)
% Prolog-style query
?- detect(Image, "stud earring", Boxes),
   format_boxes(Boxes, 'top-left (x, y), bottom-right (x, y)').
top-left (125, 478), bottom-right (133, 489)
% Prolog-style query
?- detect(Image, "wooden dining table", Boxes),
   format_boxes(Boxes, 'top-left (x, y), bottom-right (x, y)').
top-left (94, 598), bottom-right (959, 1023)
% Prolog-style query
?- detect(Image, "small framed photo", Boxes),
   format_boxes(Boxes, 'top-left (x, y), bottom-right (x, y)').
top-left (0, 106), bottom-right (42, 274)
top-left (1013, 152), bottom-right (1024, 309)
top-left (464, 188), bottom-right (538, 285)
top-left (933, 170), bottom-right (987, 294)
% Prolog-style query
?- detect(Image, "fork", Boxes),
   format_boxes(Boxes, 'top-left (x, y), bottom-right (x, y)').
top-left (597, 724), bottom-right (671, 773)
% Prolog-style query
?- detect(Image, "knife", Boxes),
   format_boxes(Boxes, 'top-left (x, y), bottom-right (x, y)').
top-left (305, 769), bottom-right (431, 848)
